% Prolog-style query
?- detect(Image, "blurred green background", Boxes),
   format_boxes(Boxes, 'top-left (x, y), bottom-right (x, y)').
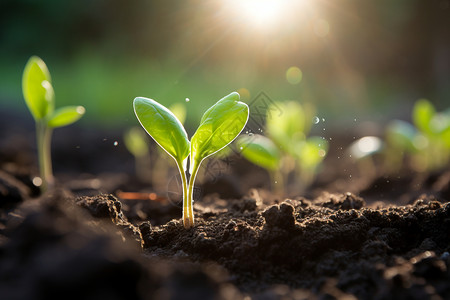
top-left (1, 0), bottom-right (449, 131)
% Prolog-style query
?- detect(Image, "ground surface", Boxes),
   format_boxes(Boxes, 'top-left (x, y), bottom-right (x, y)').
top-left (1, 110), bottom-right (449, 299)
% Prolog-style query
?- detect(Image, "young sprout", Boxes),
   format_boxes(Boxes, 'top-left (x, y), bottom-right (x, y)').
top-left (295, 137), bottom-right (329, 188)
top-left (386, 99), bottom-right (450, 173)
top-left (411, 99), bottom-right (450, 171)
top-left (22, 56), bottom-right (85, 192)
top-left (384, 120), bottom-right (418, 173)
top-left (133, 92), bottom-right (249, 229)
top-left (262, 100), bottom-right (327, 193)
top-left (237, 134), bottom-right (282, 193)
top-left (124, 127), bottom-right (150, 182)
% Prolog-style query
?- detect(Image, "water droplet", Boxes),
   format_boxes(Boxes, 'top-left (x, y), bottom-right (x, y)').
top-left (240, 146), bottom-right (243, 150)
top-left (248, 133), bottom-right (254, 137)
top-left (313, 116), bottom-right (320, 124)
top-left (32, 177), bottom-right (42, 187)
top-left (354, 118), bottom-right (357, 122)
top-left (349, 174), bottom-right (352, 178)
top-left (113, 141), bottom-right (118, 146)
top-left (322, 118), bottom-right (325, 122)
top-left (185, 98), bottom-right (190, 102)
top-left (274, 181), bottom-right (278, 184)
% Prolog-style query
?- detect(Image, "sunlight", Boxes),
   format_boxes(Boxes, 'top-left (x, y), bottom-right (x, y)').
top-left (229, 0), bottom-right (293, 28)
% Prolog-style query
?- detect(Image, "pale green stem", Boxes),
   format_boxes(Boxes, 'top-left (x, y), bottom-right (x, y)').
top-left (185, 162), bottom-right (200, 229)
top-left (36, 120), bottom-right (54, 193)
top-left (176, 160), bottom-right (189, 229)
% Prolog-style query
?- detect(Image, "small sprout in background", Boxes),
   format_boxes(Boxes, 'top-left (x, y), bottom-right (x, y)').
top-left (237, 134), bottom-right (283, 194)
top-left (348, 136), bottom-right (383, 178)
top-left (384, 120), bottom-right (418, 173)
top-left (134, 92), bottom-right (249, 229)
top-left (295, 137), bottom-right (329, 188)
top-left (385, 99), bottom-right (450, 173)
top-left (22, 56), bottom-right (85, 192)
top-left (124, 127), bottom-right (150, 182)
top-left (266, 101), bottom-right (328, 194)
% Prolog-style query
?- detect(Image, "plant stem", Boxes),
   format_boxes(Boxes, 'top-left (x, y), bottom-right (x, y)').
top-left (176, 160), bottom-right (190, 228)
top-left (36, 120), bottom-right (54, 193)
top-left (185, 162), bottom-right (200, 229)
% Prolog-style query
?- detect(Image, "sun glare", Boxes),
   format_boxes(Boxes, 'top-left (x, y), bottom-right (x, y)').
top-left (229, 0), bottom-right (292, 28)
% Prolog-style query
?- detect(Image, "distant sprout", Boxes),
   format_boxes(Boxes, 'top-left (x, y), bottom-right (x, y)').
top-left (296, 137), bottom-right (329, 187)
top-left (22, 56), bottom-right (85, 192)
top-left (384, 120), bottom-right (418, 173)
top-left (412, 99), bottom-right (435, 136)
top-left (134, 92), bottom-right (249, 229)
top-left (262, 100), bottom-right (327, 194)
top-left (124, 127), bottom-right (150, 182)
top-left (348, 136), bottom-right (383, 178)
top-left (237, 134), bottom-right (282, 193)
top-left (385, 99), bottom-right (450, 173)
top-left (266, 101), bottom-right (314, 152)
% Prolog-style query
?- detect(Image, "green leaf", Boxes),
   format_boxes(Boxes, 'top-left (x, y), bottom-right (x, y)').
top-left (386, 120), bottom-right (417, 152)
top-left (237, 134), bottom-right (280, 171)
top-left (47, 106), bottom-right (85, 128)
top-left (124, 127), bottom-right (149, 157)
top-left (297, 137), bottom-right (328, 167)
top-left (266, 101), bottom-right (310, 153)
top-left (134, 97), bottom-right (190, 165)
top-left (22, 56), bottom-right (54, 120)
top-left (190, 92), bottom-right (249, 172)
top-left (413, 99), bottom-right (435, 135)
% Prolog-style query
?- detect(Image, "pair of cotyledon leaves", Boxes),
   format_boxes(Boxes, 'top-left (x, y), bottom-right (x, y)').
top-left (133, 92), bottom-right (249, 173)
top-left (23, 56), bottom-right (85, 128)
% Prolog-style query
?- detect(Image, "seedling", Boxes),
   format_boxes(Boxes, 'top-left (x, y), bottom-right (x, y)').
top-left (134, 92), bottom-right (249, 228)
top-left (22, 56), bottom-right (85, 192)
top-left (385, 99), bottom-right (450, 172)
top-left (237, 134), bottom-right (283, 193)
top-left (267, 101), bottom-right (328, 193)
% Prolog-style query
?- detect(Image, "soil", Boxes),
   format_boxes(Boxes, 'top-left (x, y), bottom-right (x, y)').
top-left (1, 109), bottom-right (450, 300)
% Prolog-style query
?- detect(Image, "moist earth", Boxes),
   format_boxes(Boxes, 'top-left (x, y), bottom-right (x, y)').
top-left (1, 111), bottom-right (450, 299)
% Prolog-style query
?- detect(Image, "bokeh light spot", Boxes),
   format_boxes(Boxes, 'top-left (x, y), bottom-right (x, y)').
top-left (286, 66), bottom-right (303, 85)
top-left (237, 88), bottom-right (251, 101)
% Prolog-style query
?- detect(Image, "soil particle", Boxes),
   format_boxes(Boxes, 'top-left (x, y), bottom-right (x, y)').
top-left (262, 203), bottom-right (296, 229)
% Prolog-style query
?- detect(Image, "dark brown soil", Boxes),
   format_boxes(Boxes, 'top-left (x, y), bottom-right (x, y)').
top-left (1, 110), bottom-right (450, 299)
